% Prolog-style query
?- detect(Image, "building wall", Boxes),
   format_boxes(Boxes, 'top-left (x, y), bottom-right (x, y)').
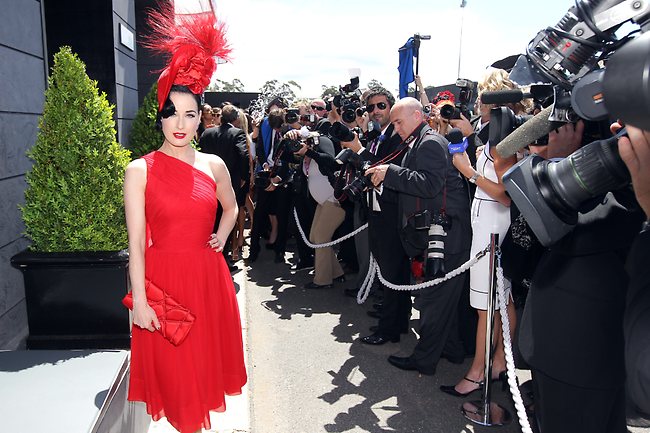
top-left (112, 0), bottom-right (138, 146)
top-left (0, 0), bottom-right (47, 349)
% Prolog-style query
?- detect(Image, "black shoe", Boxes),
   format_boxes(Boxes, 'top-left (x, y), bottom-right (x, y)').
top-left (360, 333), bottom-right (399, 345)
top-left (372, 302), bottom-right (383, 311)
top-left (440, 376), bottom-right (484, 397)
top-left (387, 355), bottom-right (435, 375)
top-left (334, 275), bottom-right (346, 283)
top-left (344, 287), bottom-right (359, 298)
top-left (291, 260), bottom-right (314, 271)
top-left (304, 282), bottom-right (332, 289)
top-left (366, 309), bottom-right (381, 319)
top-left (441, 351), bottom-right (465, 365)
top-left (274, 252), bottom-right (285, 263)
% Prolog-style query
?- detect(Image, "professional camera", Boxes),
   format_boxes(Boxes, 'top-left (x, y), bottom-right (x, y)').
top-left (335, 148), bottom-right (373, 201)
top-left (425, 212), bottom-right (451, 279)
top-left (329, 121), bottom-right (358, 143)
top-left (439, 78), bottom-right (476, 120)
top-left (489, 107), bottom-right (533, 145)
top-left (285, 108), bottom-right (300, 124)
top-left (500, 0), bottom-right (650, 246)
top-left (332, 77), bottom-right (364, 124)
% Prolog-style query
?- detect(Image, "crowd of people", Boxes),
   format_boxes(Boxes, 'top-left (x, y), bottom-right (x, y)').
top-left (189, 69), bottom-right (650, 433)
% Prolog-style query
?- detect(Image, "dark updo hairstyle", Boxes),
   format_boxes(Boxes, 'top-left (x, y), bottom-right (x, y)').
top-left (155, 85), bottom-right (202, 130)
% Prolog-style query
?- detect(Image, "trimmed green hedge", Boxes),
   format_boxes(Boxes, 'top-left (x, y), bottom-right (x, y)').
top-left (21, 46), bottom-right (131, 252)
top-left (128, 82), bottom-right (163, 159)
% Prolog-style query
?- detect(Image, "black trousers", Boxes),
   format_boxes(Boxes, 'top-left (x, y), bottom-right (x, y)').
top-left (368, 209), bottom-right (411, 339)
top-left (532, 369), bottom-right (627, 433)
top-left (292, 188), bottom-right (316, 265)
top-left (412, 249), bottom-right (469, 372)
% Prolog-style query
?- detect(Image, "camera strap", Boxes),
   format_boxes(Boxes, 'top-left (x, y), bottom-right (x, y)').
top-left (369, 124), bottom-right (423, 168)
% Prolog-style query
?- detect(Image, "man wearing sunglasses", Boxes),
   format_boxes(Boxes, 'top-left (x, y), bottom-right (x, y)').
top-left (309, 99), bottom-right (327, 119)
top-left (340, 87), bottom-right (412, 346)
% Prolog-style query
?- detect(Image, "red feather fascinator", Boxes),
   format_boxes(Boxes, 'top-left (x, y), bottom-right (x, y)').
top-left (142, 2), bottom-right (231, 110)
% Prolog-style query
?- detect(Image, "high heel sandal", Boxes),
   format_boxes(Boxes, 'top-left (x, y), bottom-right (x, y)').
top-left (440, 376), bottom-right (484, 398)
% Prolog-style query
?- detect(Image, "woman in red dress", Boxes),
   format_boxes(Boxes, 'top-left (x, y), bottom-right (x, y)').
top-left (123, 6), bottom-right (246, 433)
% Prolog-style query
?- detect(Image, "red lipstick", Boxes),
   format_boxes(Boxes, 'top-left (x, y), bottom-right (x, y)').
top-left (173, 133), bottom-right (186, 139)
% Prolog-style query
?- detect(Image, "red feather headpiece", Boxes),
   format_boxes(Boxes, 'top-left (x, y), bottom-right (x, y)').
top-left (142, 2), bottom-right (231, 110)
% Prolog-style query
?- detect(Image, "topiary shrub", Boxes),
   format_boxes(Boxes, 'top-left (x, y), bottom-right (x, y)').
top-left (128, 82), bottom-right (163, 159)
top-left (20, 46), bottom-right (131, 252)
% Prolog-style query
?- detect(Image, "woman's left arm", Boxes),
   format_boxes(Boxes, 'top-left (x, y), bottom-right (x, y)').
top-left (209, 156), bottom-right (238, 252)
top-left (452, 149), bottom-right (515, 206)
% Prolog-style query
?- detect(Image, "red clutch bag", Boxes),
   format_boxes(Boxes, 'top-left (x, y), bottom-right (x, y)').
top-left (122, 279), bottom-right (196, 346)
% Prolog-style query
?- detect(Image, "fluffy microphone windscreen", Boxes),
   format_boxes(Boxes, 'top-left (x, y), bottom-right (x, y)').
top-left (480, 89), bottom-right (526, 105)
top-left (496, 105), bottom-right (554, 157)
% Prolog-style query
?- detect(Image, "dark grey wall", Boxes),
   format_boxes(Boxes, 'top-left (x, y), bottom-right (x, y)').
top-left (113, 0), bottom-right (138, 146)
top-left (0, 0), bottom-right (47, 349)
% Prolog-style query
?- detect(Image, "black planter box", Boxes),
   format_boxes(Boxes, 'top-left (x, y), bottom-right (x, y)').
top-left (11, 250), bottom-right (131, 350)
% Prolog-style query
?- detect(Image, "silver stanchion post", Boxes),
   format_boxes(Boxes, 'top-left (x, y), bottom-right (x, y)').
top-left (461, 233), bottom-right (512, 426)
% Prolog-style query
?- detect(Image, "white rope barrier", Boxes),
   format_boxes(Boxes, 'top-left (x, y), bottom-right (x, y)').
top-left (496, 252), bottom-right (533, 433)
top-left (356, 245), bottom-right (490, 304)
top-left (293, 207), bottom-right (367, 249)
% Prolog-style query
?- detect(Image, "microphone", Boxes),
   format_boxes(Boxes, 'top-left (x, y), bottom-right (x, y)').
top-left (445, 128), bottom-right (468, 154)
top-left (481, 89), bottom-right (532, 105)
top-left (495, 105), bottom-right (554, 157)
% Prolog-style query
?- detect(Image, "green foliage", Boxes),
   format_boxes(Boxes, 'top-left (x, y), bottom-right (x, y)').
top-left (367, 79), bottom-right (384, 89)
top-left (128, 83), bottom-right (163, 159)
top-left (321, 85), bottom-right (338, 99)
top-left (21, 46), bottom-right (131, 252)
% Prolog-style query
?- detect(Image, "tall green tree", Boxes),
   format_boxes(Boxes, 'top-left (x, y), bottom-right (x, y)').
top-left (21, 46), bottom-right (131, 252)
top-left (128, 83), bottom-right (163, 159)
top-left (321, 85), bottom-right (338, 99)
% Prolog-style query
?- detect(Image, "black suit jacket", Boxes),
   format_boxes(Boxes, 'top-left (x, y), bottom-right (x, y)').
top-left (625, 226), bottom-right (650, 413)
top-left (519, 192), bottom-right (644, 389)
top-left (360, 124), bottom-right (404, 207)
top-left (199, 123), bottom-right (249, 188)
top-left (382, 123), bottom-right (471, 256)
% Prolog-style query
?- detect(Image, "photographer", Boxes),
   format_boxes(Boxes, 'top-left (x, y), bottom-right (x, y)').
top-left (365, 97), bottom-right (471, 374)
top-left (249, 103), bottom-right (287, 263)
top-left (616, 124), bottom-right (650, 419)
top-left (517, 120), bottom-right (645, 433)
top-left (338, 87), bottom-right (413, 345)
top-left (285, 128), bottom-right (345, 288)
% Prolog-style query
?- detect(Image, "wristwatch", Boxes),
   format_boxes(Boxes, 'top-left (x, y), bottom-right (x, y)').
top-left (468, 172), bottom-right (480, 184)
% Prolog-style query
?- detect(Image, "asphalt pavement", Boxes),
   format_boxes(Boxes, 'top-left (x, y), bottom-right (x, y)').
top-left (150, 236), bottom-right (650, 433)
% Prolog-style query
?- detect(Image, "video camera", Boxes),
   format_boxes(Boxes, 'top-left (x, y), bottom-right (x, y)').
top-left (332, 77), bottom-right (365, 124)
top-left (496, 0), bottom-right (650, 246)
top-left (439, 78), bottom-right (477, 120)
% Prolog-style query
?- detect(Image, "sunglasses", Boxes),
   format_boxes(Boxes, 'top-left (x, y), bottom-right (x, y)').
top-left (366, 102), bottom-right (388, 113)
top-left (311, 105), bottom-right (326, 112)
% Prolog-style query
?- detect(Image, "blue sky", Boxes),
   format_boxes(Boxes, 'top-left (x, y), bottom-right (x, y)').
top-left (210, 0), bottom-right (594, 97)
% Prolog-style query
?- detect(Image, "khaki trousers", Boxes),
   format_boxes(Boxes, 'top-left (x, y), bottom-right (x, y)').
top-left (309, 200), bottom-right (345, 285)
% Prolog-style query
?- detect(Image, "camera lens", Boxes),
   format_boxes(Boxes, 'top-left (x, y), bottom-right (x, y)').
top-left (534, 135), bottom-right (630, 223)
top-left (439, 104), bottom-right (455, 120)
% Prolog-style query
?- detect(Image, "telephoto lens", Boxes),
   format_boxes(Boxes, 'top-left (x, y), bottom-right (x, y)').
top-left (424, 222), bottom-right (447, 279)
